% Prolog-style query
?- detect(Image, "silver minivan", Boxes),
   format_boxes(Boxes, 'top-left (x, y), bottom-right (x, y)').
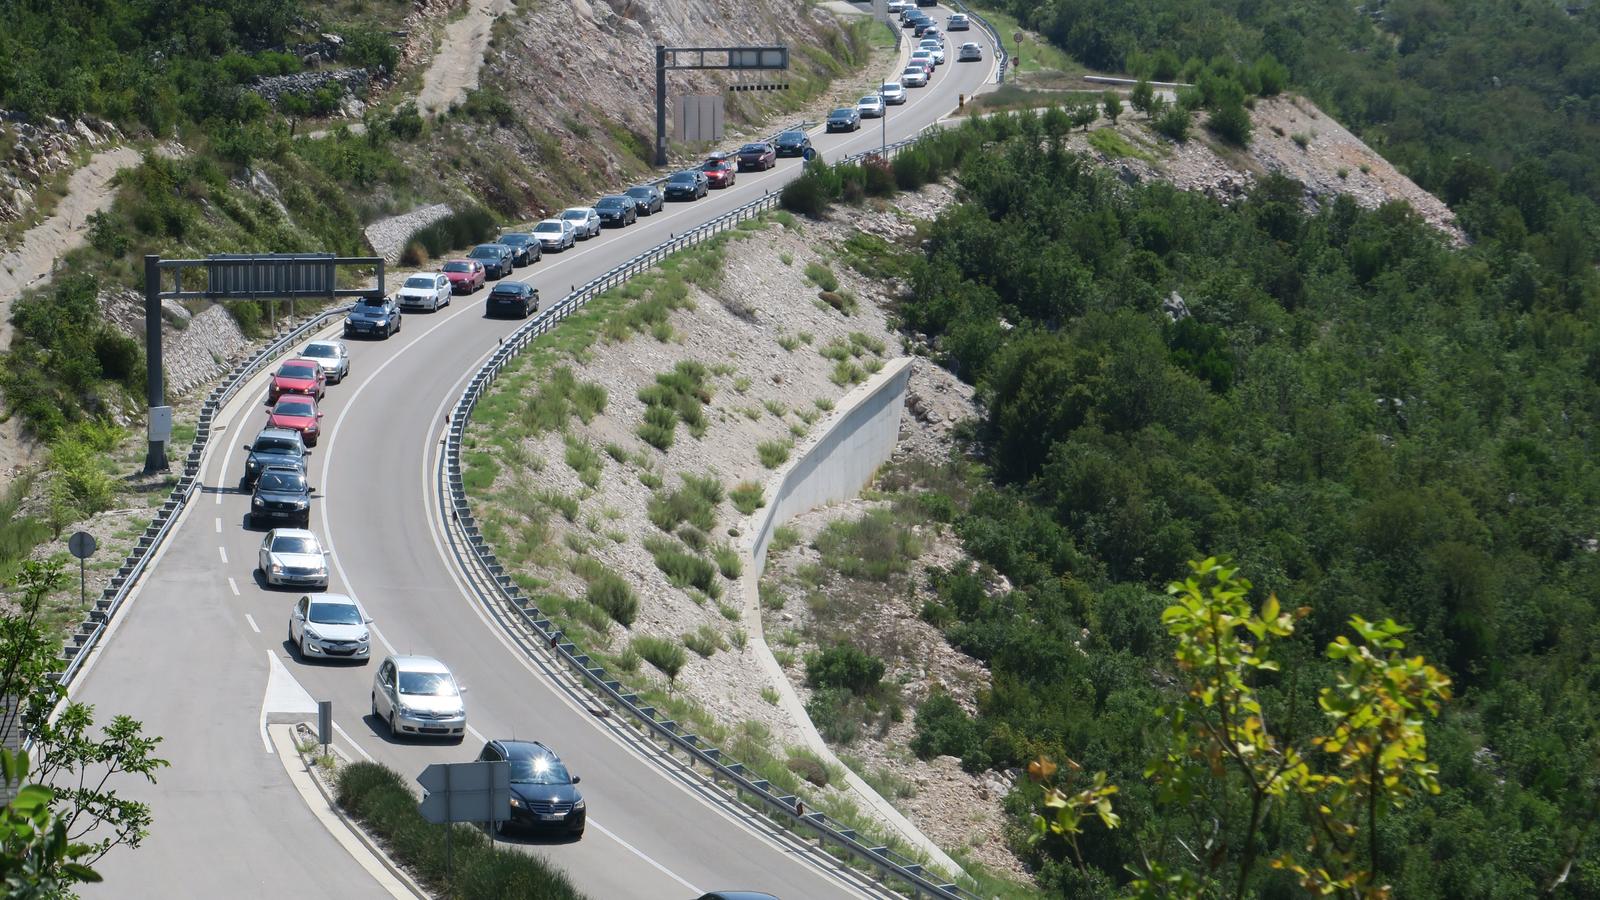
top-left (371, 655), bottom-right (467, 741)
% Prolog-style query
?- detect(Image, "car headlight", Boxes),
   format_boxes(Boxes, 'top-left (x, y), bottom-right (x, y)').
top-left (304, 626), bottom-right (321, 641)
top-left (509, 796), bottom-right (524, 809)
top-left (270, 563), bottom-right (283, 574)
top-left (572, 799), bottom-right (585, 811)
top-left (356, 630), bottom-right (368, 642)
top-left (253, 497), bottom-right (264, 507)
top-left (291, 500), bottom-right (308, 509)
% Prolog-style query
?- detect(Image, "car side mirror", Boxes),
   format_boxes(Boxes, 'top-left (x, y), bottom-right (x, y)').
top-left (303, 450), bottom-right (313, 457)
top-left (294, 612), bottom-right (304, 620)
top-left (364, 616), bottom-right (374, 624)
top-left (571, 775), bottom-right (580, 784)
top-left (316, 412), bottom-right (324, 418)
top-left (242, 444), bottom-right (251, 452)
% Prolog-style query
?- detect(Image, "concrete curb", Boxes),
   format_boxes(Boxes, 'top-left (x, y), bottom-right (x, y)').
top-left (271, 724), bottom-right (429, 900)
top-left (736, 358), bottom-right (966, 881)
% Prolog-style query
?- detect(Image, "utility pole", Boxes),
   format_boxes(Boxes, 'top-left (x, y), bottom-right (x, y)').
top-left (143, 255), bottom-right (167, 473)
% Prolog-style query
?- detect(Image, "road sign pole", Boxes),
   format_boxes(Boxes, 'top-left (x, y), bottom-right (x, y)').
top-left (67, 532), bottom-right (97, 609)
top-left (143, 255), bottom-right (167, 474)
top-left (655, 44), bottom-right (669, 166)
top-left (78, 556), bottom-right (86, 609)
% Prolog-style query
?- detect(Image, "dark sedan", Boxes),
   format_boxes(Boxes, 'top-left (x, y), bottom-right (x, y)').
top-left (485, 281), bottom-right (539, 318)
top-left (594, 195), bottom-right (638, 227)
top-left (625, 184), bottom-right (664, 216)
top-left (825, 107), bottom-right (861, 132)
top-left (496, 233), bottom-right (543, 267)
top-left (774, 129), bottom-right (812, 157)
top-left (664, 170), bottom-right (708, 200)
top-left (250, 466), bottom-right (311, 529)
top-left (240, 427), bottom-right (308, 487)
top-left (736, 141), bottom-right (776, 171)
top-left (479, 740), bottom-right (586, 837)
top-left (468, 243), bottom-right (515, 279)
top-left (343, 294), bottom-right (402, 339)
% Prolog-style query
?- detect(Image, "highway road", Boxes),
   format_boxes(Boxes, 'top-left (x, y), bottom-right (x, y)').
top-left (78, 10), bottom-right (996, 899)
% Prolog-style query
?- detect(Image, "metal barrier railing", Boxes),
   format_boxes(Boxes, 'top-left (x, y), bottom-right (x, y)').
top-left (437, 135), bottom-right (981, 899)
top-left (52, 306), bottom-right (354, 691)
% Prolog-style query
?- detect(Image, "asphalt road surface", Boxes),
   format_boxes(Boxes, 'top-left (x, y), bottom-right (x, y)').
top-left (79, 11), bottom-right (996, 899)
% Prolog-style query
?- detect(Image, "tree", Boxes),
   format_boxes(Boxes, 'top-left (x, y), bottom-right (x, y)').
top-left (1070, 102), bottom-right (1099, 132)
top-left (0, 561), bottom-right (168, 883)
top-left (1103, 91), bottom-right (1123, 124)
top-left (0, 749), bottom-right (103, 893)
top-left (1207, 101), bottom-right (1253, 147)
top-left (1131, 78), bottom-right (1155, 118)
top-left (1154, 106), bottom-right (1190, 142)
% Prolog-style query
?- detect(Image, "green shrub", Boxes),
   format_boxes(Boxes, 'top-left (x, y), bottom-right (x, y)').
top-left (780, 171), bottom-right (832, 218)
top-left (806, 644), bottom-right (886, 695)
top-left (646, 473), bottom-right (723, 532)
top-left (814, 508), bottom-right (920, 580)
top-left (730, 481), bottom-right (765, 515)
top-left (564, 435), bottom-right (603, 488)
top-left (632, 635), bottom-right (687, 686)
top-left (803, 261), bottom-right (839, 292)
top-left (1207, 100), bottom-right (1253, 147)
top-left (638, 361), bottom-right (710, 449)
top-left (586, 571), bottom-right (639, 626)
top-left (757, 439), bottom-right (792, 469)
top-left (683, 624), bottom-right (724, 657)
top-left (1154, 106), bottom-right (1191, 141)
top-left (403, 206), bottom-right (498, 264)
top-left (644, 535), bottom-right (718, 594)
top-left (786, 754), bottom-right (831, 787)
top-left (910, 691), bottom-right (983, 768)
top-left (335, 762), bottom-right (583, 898)
top-left (712, 544), bottom-right (743, 579)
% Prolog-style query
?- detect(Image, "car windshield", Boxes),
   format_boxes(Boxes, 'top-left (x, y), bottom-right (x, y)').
top-left (740, 144), bottom-right (767, 153)
top-left (442, 261), bottom-right (473, 273)
top-left (468, 247), bottom-right (497, 258)
top-left (358, 295), bottom-right (386, 307)
top-left (534, 221), bottom-right (562, 233)
top-left (278, 363), bottom-right (316, 379)
top-left (904, 66), bottom-right (922, 74)
top-left (778, 130), bottom-right (804, 143)
top-left (309, 602), bottom-right (361, 625)
top-left (404, 276), bottom-right (437, 289)
top-left (499, 234), bottom-right (527, 244)
top-left (700, 159), bottom-right (723, 170)
top-left (398, 671), bottom-right (457, 696)
top-left (860, 97), bottom-right (878, 105)
top-left (301, 344), bottom-right (336, 359)
top-left (275, 400), bottom-right (314, 417)
top-left (668, 172), bottom-right (696, 183)
top-left (254, 437), bottom-right (300, 454)
top-left (271, 535), bottom-right (319, 554)
top-left (626, 187), bottom-right (654, 198)
top-left (596, 197), bottom-right (626, 209)
top-left (882, 83), bottom-right (900, 91)
top-left (561, 210), bottom-right (588, 220)
top-left (831, 108), bottom-right (853, 117)
top-left (509, 753), bottom-right (572, 785)
top-left (258, 471), bottom-right (305, 492)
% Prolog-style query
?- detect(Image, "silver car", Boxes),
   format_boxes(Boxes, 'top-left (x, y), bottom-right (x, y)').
top-left (561, 207), bottom-right (603, 240)
top-left (258, 528), bottom-right (330, 588)
top-left (298, 340), bottom-right (350, 384)
top-left (533, 218), bottom-right (576, 251)
top-left (290, 593), bottom-right (372, 662)
top-left (396, 272), bottom-right (452, 311)
top-left (879, 82), bottom-right (907, 105)
top-left (372, 655), bottom-right (467, 740)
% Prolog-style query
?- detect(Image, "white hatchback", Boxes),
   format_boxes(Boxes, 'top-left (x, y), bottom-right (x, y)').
top-left (879, 82), bottom-right (907, 105)
top-left (288, 592), bottom-right (372, 661)
top-left (857, 95), bottom-right (885, 118)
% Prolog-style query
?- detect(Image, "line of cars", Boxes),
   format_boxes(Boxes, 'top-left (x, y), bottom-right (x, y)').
top-left (239, 331), bottom-right (589, 835)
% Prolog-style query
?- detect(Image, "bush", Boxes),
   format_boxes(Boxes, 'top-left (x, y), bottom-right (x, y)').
top-left (586, 571), bottom-right (638, 626)
top-left (780, 172), bottom-right (830, 218)
top-left (388, 102), bottom-right (424, 140)
top-left (405, 206), bottom-right (498, 263)
top-left (644, 535), bottom-right (719, 594)
top-left (682, 624), bottom-right (725, 657)
top-left (632, 635), bottom-right (686, 685)
top-left (814, 508), bottom-right (920, 580)
top-left (341, 28), bottom-right (400, 74)
top-left (335, 762), bottom-right (583, 899)
top-left (805, 644), bottom-right (885, 695)
top-left (711, 543), bottom-right (743, 579)
top-left (910, 691), bottom-right (982, 765)
top-left (647, 474), bottom-right (723, 532)
top-left (757, 439), bottom-right (792, 469)
top-left (803, 261), bottom-right (839, 292)
top-left (730, 481), bottom-right (765, 515)
top-left (786, 754), bottom-right (831, 787)
top-left (1207, 101), bottom-right (1253, 147)
top-left (1154, 106), bottom-right (1192, 142)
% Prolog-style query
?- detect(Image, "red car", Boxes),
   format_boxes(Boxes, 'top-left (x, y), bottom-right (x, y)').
top-left (700, 153), bottom-right (737, 188)
top-left (268, 359), bottom-right (326, 403)
top-left (266, 395), bottom-right (323, 447)
top-left (442, 259), bottom-right (486, 294)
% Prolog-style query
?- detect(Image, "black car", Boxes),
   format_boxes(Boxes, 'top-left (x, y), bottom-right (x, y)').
top-left (914, 19), bottom-right (935, 36)
top-left (825, 107), bottom-right (861, 132)
top-left (736, 142), bottom-right (776, 171)
top-left (240, 427), bottom-right (308, 487)
top-left (344, 294), bottom-right (402, 339)
top-left (624, 184), bottom-right (664, 216)
top-left (251, 466), bottom-right (311, 528)
top-left (496, 233), bottom-right (543, 267)
top-left (469, 243), bottom-right (515, 279)
top-left (774, 129), bottom-right (812, 157)
top-left (664, 170), bottom-right (708, 200)
top-left (478, 740), bottom-right (586, 837)
top-left (594, 195), bottom-right (638, 227)
top-left (485, 281), bottom-right (539, 318)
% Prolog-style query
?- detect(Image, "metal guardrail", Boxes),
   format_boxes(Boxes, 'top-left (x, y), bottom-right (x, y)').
top-left (438, 134), bottom-right (981, 899)
top-left (947, 0), bottom-right (1008, 83)
top-left (52, 306), bottom-right (354, 690)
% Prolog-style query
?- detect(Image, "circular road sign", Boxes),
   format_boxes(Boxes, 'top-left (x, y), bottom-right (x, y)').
top-left (802, 147), bottom-right (817, 161)
top-left (68, 531), bottom-right (97, 560)
top-left (1014, 31), bottom-right (1024, 44)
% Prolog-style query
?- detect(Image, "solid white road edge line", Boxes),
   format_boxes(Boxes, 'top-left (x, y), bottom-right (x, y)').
top-left (331, 721), bottom-right (375, 762)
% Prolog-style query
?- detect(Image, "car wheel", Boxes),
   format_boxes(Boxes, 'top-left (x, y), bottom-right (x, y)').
top-left (298, 635), bottom-right (309, 659)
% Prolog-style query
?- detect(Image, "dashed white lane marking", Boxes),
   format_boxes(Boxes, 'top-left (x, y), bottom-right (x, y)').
top-left (229, 577), bottom-right (241, 596)
top-left (218, 546), bottom-right (228, 564)
top-left (244, 613), bottom-right (260, 633)
top-left (214, 517), bottom-right (222, 533)
top-left (589, 819), bottom-right (702, 895)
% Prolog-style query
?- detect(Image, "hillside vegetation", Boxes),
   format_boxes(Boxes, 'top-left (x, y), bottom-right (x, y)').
top-left (824, 112), bottom-right (1600, 897)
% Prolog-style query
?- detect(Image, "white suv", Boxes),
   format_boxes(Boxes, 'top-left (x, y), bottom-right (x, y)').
top-left (371, 655), bottom-right (467, 741)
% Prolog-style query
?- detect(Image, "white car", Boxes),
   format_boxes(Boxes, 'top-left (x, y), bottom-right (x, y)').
top-left (957, 42), bottom-right (983, 62)
top-left (856, 95), bottom-right (885, 118)
top-left (901, 65), bottom-right (929, 88)
top-left (259, 528), bottom-right (330, 589)
top-left (919, 40), bottom-right (946, 64)
top-left (922, 27), bottom-right (944, 48)
top-left (910, 50), bottom-right (936, 73)
top-left (372, 655), bottom-right (467, 740)
top-left (395, 272), bottom-right (451, 311)
top-left (561, 207), bottom-right (603, 240)
top-left (946, 13), bottom-right (970, 30)
top-left (299, 339), bottom-right (349, 384)
top-left (533, 218), bottom-right (576, 251)
top-left (887, 0), bottom-right (910, 11)
top-left (879, 82), bottom-right (907, 105)
top-left (289, 592), bottom-right (372, 661)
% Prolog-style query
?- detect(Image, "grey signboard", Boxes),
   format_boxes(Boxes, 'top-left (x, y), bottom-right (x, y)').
top-left (675, 94), bottom-right (726, 143)
top-left (417, 760), bottom-right (511, 825)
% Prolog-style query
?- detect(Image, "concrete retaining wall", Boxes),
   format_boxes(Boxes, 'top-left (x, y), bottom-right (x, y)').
top-left (363, 203), bottom-right (453, 266)
top-left (738, 356), bottom-right (964, 879)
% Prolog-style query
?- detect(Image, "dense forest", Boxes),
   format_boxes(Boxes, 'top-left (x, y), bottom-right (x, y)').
top-left (854, 110), bottom-right (1600, 896)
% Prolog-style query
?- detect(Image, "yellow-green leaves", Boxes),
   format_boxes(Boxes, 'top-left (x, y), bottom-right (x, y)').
top-left (1027, 755), bottom-right (1120, 870)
